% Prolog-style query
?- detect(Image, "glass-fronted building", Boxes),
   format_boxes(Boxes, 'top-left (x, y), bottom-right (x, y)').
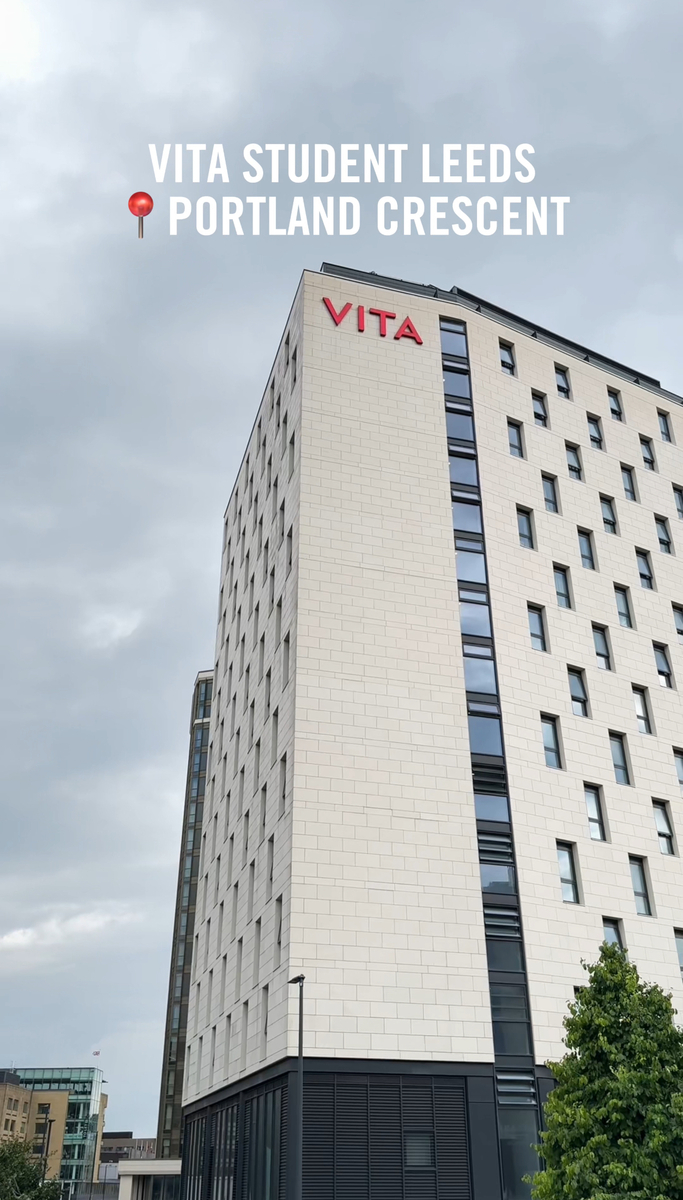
top-left (15, 1067), bottom-right (106, 1193)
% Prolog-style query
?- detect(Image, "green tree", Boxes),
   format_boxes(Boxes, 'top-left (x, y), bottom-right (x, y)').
top-left (0, 1139), bottom-right (63, 1200)
top-left (529, 940), bottom-right (683, 1199)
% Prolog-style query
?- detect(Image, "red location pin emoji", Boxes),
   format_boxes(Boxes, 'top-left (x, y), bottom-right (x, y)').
top-left (128, 192), bottom-right (154, 238)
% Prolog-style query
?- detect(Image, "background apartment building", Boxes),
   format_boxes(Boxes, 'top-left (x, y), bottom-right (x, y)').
top-left (0, 1069), bottom-right (68, 1179)
top-left (178, 263), bottom-right (683, 1200)
top-left (157, 672), bottom-right (213, 1159)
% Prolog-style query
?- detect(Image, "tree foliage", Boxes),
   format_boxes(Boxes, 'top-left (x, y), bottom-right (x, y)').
top-left (0, 1139), bottom-right (63, 1200)
top-left (530, 941), bottom-right (683, 1199)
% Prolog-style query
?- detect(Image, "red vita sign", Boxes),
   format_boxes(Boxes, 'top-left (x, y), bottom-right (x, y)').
top-left (323, 297), bottom-right (423, 344)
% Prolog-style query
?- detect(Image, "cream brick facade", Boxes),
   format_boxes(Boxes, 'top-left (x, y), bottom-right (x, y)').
top-left (182, 262), bottom-right (683, 1197)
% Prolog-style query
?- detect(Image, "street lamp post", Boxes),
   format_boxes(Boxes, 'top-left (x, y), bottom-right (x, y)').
top-left (289, 974), bottom-right (305, 1200)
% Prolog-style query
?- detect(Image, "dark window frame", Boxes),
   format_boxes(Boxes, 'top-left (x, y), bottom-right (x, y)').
top-left (587, 414), bottom-right (604, 451)
top-left (566, 443), bottom-right (583, 481)
top-left (584, 784), bottom-right (606, 841)
top-left (557, 842), bottom-right (580, 903)
top-left (629, 856), bottom-right (652, 916)
top-left (508, 419), bottom-right (524, 459)
top-left (608, 389), bottom-right (623, 422)
top-left (555, 365), bottom-right (571, 399)
top-left (500, 341), bottom-right (516, 376)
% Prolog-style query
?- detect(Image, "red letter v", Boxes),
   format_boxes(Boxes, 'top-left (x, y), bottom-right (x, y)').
top-left (323, 297), bottom-right (352, 326)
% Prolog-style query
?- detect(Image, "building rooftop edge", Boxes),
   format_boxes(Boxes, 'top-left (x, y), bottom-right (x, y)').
top-left (318, 262), bottom-right (683, 406)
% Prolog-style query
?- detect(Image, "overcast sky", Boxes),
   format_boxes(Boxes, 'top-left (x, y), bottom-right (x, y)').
top-left (1, 0), bottom-right (683, 1135)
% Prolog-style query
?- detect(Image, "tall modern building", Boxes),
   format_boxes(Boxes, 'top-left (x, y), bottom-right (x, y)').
top-left (14, 1067), bottom-right (107, 1193)
top-left (157, 672), bottom-right (213, 1158)
top-left (180, 263), bottom-right (683, 1199)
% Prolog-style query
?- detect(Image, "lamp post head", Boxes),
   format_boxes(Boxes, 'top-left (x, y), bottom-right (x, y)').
top-left (289, 974), bottom-right (305, 985)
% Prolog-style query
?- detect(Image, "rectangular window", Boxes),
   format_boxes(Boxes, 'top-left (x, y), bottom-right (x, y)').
top-left (608, 389), bottom-right (623, 421)
top-left (260, 985), bottom-right (269, 1059)
top-left (279, 755), bottom-right (287, 816)
top-left (592, 625), bottom-right (611, 670)
top-left (271, 708), bottom-right (279, 764)
top-left (274, 897), bottom-right (283, 968)
top-left (533, 393), bottom-right (548, 427)
top-left (578, 528), bottom-right (596, 569)
top-left (557, 843), bottom-right (579, 903)
top-left (621, 464), bottom-right (636, 501)
top-left (235, 938), bottom-right (243, 999)
top-left (528, 605), bottom-right (547, 651)
top-left (659, 411), bottom-right (672, 442)
top-left (286, 527), bottom-right (293, 574)
top-left (490, 983), bottom-right (531, 1054)
top-left (554, 565), bottom-right (572, 608)
top-left (452, 500), bottom-right (482, 532)
top-left (517, 507), bottom-right (534, 549)
top-left (654, 802), bottom-right (674, 855)
top-left (264, 670), bottom-right (271, 717)
top-left (587, 415), bottom-right (604, 450)
top-left (253, 919), bottom-right (261, 986)
top-left (654, 643), bottom-right (673, 688)
top-left (555, 366), bottom-right (570, 398)
top-left (675, 931), bottom-right (683, 980)
top-left (615, 585), bottom-right (633, 627)
top-left (240, 1002), bottom-right (248, 1071)
top-left (283, 633), bottom-right (290, 686)
top-left (673, 605), bottom-right (683, 644)
top-left (468, 713), bottom-right (503, 756)
top-left (675, 750), bottom-right (683, 790)
top-left (568, 669), bottom-right (589, 717)
top-left (266, 834), bottom-right (274, 901)
top-left (566, 443), bottom-right (583, 480)
top-left (630, 856), bottom-right (652, 915)
top-left (603, 918), bottom-right (623, 948)
top-left (444, 368), bottom-right (472, 403)
top-left (463, 641), bottom-right (497, 694)
top-left (508, 420), bottom-right (524, 458)
top-left (500, 342), bottom-right (515, 375)
top-left (542, 474), bottom-right (559, 513)
top-left (640, 437), bottom-right (656, 471)
top-left (247, 860), bottom-right (255, 922)
top-left (231, 882), bottom-right (238, 939)
top-left (440, 318), bottom-right (468, 358)
top-left (674, 486), bottom-right (683, 519)
top-left (288, 432), bottom-right (295, 479)
top-left (259, 784), bottom-right (267, 841)
top-left (242, 811), bottom-right (249, 866)
top-left (632, 687), bottom-right (652, 734)
top-left (610, 732), bottom-right (630, 784)
top-left (542, 715), bottom-right (562, 768)
top-left (601, 496), bottom-right (617, 535)
top-left (275, 598), bottom-right (282, 645)
top-left (449, 451), bottom-right (478, 490)
top-left (584, 784), bottom-right (606, 841)
top-left (636, 549), bottom-right (653, 589)
top-left (655, 516), bottom-right (672, 554)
